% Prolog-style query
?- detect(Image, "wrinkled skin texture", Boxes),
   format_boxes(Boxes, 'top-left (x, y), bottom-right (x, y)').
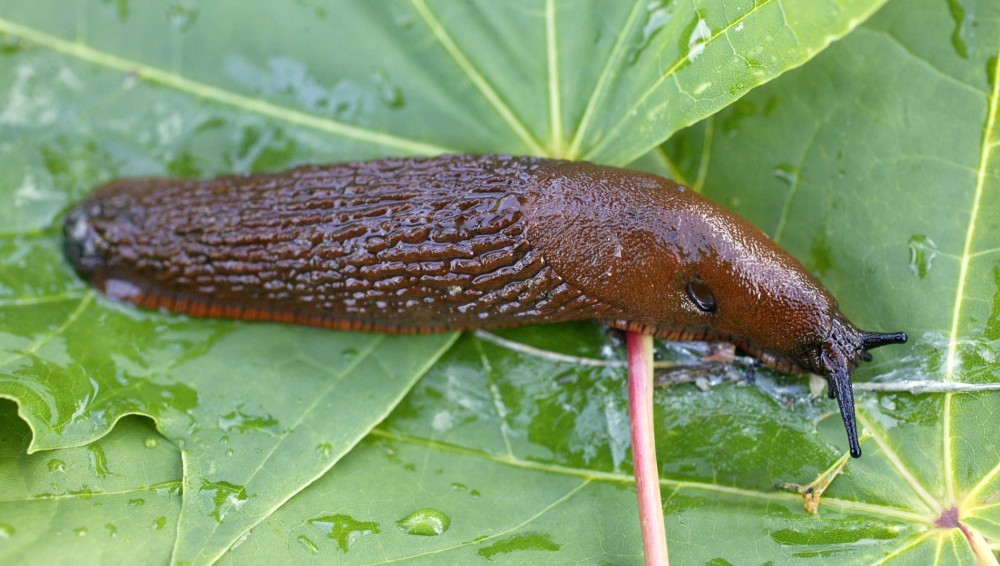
top-left (64, 154), bottom-right (906, 457)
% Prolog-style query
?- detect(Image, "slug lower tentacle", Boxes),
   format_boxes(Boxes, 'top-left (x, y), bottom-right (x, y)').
top-left (63, 154), bottom-right (907, 457)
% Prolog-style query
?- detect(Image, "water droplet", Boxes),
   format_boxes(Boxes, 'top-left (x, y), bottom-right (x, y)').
top-left (150, 481), bottom-right (182, 497)
top-left (298, 534), bottom-right (320, 555)
top-left (397, 508), bottom-right (451, 536)
top-left (0, 524), bottom-right (14, 539)
top-left (908, 235), bottom-right (938, 279)
top-left (771, 517), bottom-right (903, 545)
top-left (431, 411), bottom-right (453, 432)
top-left (309, 514), bottom-right (380, 552)
top-left (168, 1), bottom-right (198, 32)
top-left (105, 524), bottom-right (117, 537)
top-left (225, 448), bottom-right (234, 457)
top-left (47, 459), bottom-right (66, 473)
top-left (686, 17), bottom-right (711, 63)
top-left (232, 531), bottom-right (251, 549)
top-left (316, 443), bottom-right (333, 458)
top-left (945, 0), bottom-right (969, 58)
top-left (152, 516), bottom-right (167, 530)
top-left (145, 437), bottom-right (159, 449)
top-left (772, 164), bottom-right (798, 188)
top-left (218, 405), bottom-right (278, 433)
top-left (627, 0), bottom-right (674, 65)
top-left (371, 68), bottom-right (405, 109)
top-left (478, 533), bottom-right (561, 559)
top-left (200, 480), bottom-right (248, 523)
top-left (0, 35), bottom-right (22, 55)
top-left (75, 527), bottom-right (88, 537)
top-left (88, 443), bottom-right (111, 478)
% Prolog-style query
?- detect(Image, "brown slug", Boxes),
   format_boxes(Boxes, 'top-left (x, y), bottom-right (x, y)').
top-left (63, 154), bottom-right (906, 457)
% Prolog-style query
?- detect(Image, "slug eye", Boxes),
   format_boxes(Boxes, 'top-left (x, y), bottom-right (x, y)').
top-left (685, 280), bottom-right (716, 313)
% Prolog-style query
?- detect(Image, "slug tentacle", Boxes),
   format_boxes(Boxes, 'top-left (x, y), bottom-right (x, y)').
top-left (802, 313), bottom-right (908, 457)
top-left (830, 365), bottom-right (861, 458)
top-left (861, 331), bottom-right (909, 350)
top-left (63, 154), bottom-right (908, 458)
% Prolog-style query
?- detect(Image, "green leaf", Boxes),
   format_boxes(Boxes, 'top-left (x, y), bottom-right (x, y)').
top-left (14, 0), bottom-right (991, 563)
top-left (0, 400), bottom-right (180, 563)
top-left (662, 0), bottom-right (1000, 561)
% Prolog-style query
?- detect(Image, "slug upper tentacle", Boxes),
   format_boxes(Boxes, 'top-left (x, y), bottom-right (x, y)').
top-left (63, 154), bottom-right (907, 457)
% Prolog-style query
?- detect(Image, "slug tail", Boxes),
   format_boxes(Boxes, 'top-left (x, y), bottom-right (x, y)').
top-left (831, 366), bottom-right (862, 458)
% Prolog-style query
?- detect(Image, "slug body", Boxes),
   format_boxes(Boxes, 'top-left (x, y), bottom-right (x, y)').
top-left (64, 154), bottom-right (906, 457)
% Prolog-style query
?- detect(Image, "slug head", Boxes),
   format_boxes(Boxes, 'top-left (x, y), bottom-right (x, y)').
top-left (526, 160), bottom-right (907, 457)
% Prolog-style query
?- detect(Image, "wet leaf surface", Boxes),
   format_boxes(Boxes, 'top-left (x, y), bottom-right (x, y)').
top-left (3, 0), bottom-right (997, 563)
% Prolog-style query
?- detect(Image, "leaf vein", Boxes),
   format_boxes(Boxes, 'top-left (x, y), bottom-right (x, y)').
top-left (566, 0), bottom-right (645, 159)
top-left (409, 0), bottom-right (545, 155)
top-left (0, 18), bottom-right (452, 156)
top-left (582, 0), bottom-right (775, 162)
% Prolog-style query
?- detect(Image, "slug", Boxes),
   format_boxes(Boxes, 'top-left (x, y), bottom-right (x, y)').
top-left (63, 154), bottom-right (906, 457)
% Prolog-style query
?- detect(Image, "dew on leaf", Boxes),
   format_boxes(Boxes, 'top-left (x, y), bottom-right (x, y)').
top-left (478, 532), bottom-right (560, 559)
top-left (0, 524), bottom-right (13, 539)
top-left (150, 481), bottom-right (183, 497)
top-left (945, 0), bottom-right (969, 58)
top-left (297, 534), bottom-right (320, 555)
top-left (686, 17), bottom-right (711, 63)
top-left (105, 523), bottom-right (117, 537)
top-left (69, 487), bottom-right (95, 498)
top-left (87, 443), bottom-right (111, 478)
top-left (308, 514), bottom-right (380, 552)
top-left (128, 498), bottom-right (145, 506)
top-left (907, 235), bottom-right (937, 279)
top-left (47, 458), bottom-right (65, 473)
top-left (168, 1), bottom-right (198, 32)
top-left (232, 531), bottom-right (250, 550)
top-left (626, 0), bottom-right (674, 65)
top-left (145, 437), bottom-right (159, 448)
top-left (0, 35), bottom-right (22, 55)
top-left (316, 442), bottom-right (333, 458)
top-left (217, 405), bottom-right (278, 433)
top-left (770, 516), bottom-right (903, 545)
top-left (152, 516), bottom-right (167, 530)
top-left (371, 68), bottom-right (405, 109)
top-left (74, 527), bottom-right (87, 537)
top-left (200, 480), bottom-right (249, 523)
top-left (772, 164), bottom-right (798, 188)
top-left (431, 410), bottom-right (453, 432)
top-left (397, 508), bottom-right (451, 536)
